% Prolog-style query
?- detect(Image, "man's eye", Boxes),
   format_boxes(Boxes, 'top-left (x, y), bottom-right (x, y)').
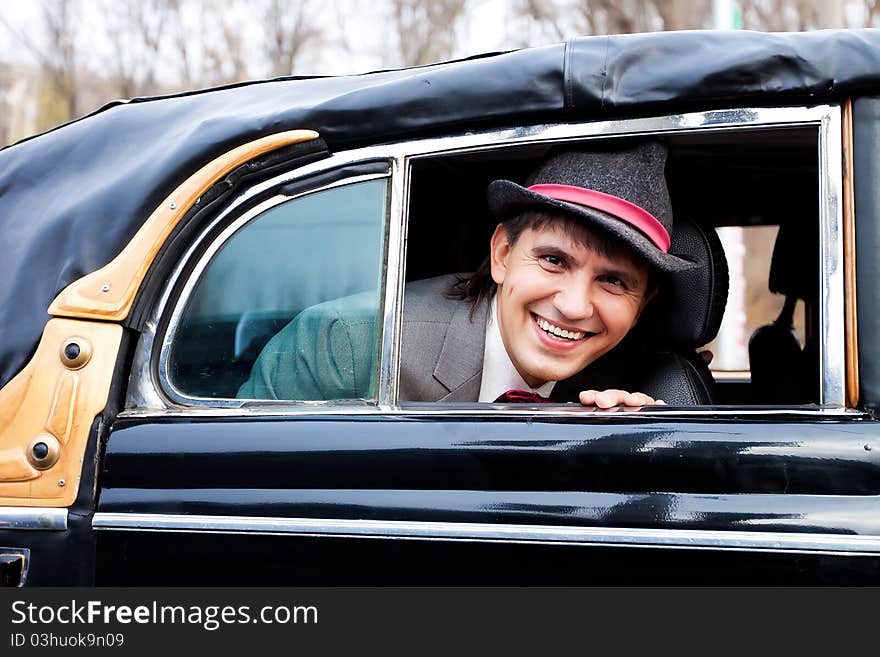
top-left (540, 255), bottom-right (562, 266)
top-left (601, 275), bottom-right (627, 289)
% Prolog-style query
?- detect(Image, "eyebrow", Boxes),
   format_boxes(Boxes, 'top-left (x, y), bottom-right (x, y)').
top-left (531, 245), bottom-right (573, 264)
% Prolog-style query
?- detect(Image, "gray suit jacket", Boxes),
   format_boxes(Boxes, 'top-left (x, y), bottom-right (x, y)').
top-left (398, 275), bottom-right (488, 401)
top-left (237, 274), bottom-right (488, 401)
top-left (237, 274), bottom-right (631, 402)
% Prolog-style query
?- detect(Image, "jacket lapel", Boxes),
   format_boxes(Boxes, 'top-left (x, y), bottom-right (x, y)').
top-left (433, 298), bottom-right (487, 401)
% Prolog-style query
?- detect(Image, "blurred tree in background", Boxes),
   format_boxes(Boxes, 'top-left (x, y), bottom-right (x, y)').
top-left (0, 0), bottom-right (870, 144)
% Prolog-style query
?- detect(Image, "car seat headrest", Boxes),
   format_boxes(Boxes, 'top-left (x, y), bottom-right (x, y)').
top-left (747, 296), bottom-right (806, 404)
top-left (637, 217), bottom-right (729, 348)
top-left (769, 222), bottom-right (819, 301)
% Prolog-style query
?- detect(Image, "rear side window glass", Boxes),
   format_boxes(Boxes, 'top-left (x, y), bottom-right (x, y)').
top-left (167, 178), bottom-right (388, 401)
top-left (707, 225), bottom-right (808, 371)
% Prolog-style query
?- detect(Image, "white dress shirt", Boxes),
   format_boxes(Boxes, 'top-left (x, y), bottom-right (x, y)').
top-left (478, 294), bottom-right (557, 402)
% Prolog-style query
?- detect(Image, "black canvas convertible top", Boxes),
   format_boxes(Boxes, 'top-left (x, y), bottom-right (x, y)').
top-left (2, 28), bottom-right (880, 387)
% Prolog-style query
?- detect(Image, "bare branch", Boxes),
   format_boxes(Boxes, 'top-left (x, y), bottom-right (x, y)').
top-left (649, 0), bottom-right (711, 30)
top-left (389, 0), bottom-right (469, 67)
top-left (29, 0), bottom-right (81, 121)
top-left (868, 0), bottom-right (880, 25)
top-left (517, 0), bottom-right (567, 40)
top-left (262, 0), bottom-right (323, 77)
top-left (740, 0), bottom-right (819, 31)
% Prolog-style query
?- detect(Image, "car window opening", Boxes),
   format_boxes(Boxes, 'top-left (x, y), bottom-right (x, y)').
top-left (403, 126), bottom-right (822, 408)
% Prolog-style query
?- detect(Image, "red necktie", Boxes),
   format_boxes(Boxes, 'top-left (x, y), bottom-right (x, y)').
top-left (494, 389), bottom-right (553, 403)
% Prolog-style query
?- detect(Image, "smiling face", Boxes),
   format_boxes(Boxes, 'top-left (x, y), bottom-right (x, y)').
top-left (489, 218), bottom-right (652, 387)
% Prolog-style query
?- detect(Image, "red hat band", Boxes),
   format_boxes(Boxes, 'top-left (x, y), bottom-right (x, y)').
top-left (527, 183), bottom-right (671, 253)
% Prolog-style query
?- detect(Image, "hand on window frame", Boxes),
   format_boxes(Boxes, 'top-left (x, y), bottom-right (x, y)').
top-left (578, 389), bottom-right (666, 409)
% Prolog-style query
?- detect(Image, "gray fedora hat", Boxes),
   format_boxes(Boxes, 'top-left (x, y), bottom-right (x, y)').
top-left (487, 141), bottom-right (695, 272)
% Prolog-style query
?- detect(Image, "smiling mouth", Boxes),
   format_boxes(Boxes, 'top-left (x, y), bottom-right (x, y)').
top-left (533, 314), bottom-right (594, 341)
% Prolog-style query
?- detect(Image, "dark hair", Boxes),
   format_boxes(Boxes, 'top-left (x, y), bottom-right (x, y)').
top-left (446, 210), bottom-right (657, 313)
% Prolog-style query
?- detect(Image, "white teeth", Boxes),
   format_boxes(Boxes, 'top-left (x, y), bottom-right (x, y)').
top-left (536, 317), bottom-right (586, 340)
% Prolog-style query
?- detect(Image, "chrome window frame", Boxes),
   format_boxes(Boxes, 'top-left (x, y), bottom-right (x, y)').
top-left (154, 171), bottom-right (393, 407)
top-left (128, 104), bottom-right (846, 414)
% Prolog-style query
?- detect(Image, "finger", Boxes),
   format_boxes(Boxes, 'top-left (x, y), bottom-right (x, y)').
top-left (595, 389), bottom-right (625, 409)
top-left (623, 392), bottom-right (652, 407)
top-left (655, 399), bottom-right (667, 405)
top-left (579, 390), bottom-right (598, 406)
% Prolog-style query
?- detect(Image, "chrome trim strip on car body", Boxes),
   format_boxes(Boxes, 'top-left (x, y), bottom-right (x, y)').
top-left (114, 405), bottom-right (868, 420)
top-left (92, 512), bottom-right (880, 555)
top-left (127, 105), bottom-right (846, 413)
top-left (0, 507), bottom-right (68, 531)
top-left (818, 107), bottom-right (846, 406)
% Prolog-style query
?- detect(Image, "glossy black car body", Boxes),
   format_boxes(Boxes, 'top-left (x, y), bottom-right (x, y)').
top-left (3, 29), bottom-right (880, 585)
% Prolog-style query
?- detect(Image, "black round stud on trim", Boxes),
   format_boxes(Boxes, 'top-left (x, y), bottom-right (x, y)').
top-left (60, 336), bottom-right (92, 369)
top-left (27, 434), bottom-right (60, 470)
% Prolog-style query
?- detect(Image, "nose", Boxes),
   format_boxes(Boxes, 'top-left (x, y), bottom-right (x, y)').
top-left (553, 277), bottom-right (594, 321)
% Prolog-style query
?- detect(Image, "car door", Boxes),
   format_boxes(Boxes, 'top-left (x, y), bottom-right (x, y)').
top-left (0, 131), bottom-right (329, 586)
top-left (92, 106), bottom-right (880, 585)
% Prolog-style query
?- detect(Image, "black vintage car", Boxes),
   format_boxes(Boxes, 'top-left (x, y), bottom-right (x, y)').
top-left (3, 29), bottom-right (880, 585)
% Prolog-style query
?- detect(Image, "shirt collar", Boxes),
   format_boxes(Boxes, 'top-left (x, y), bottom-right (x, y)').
top-left (478, 294), bottom-right (557, 402)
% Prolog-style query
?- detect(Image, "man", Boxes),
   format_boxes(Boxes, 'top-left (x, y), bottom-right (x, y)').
top-left (239, 141), bottom-right (694, 407)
